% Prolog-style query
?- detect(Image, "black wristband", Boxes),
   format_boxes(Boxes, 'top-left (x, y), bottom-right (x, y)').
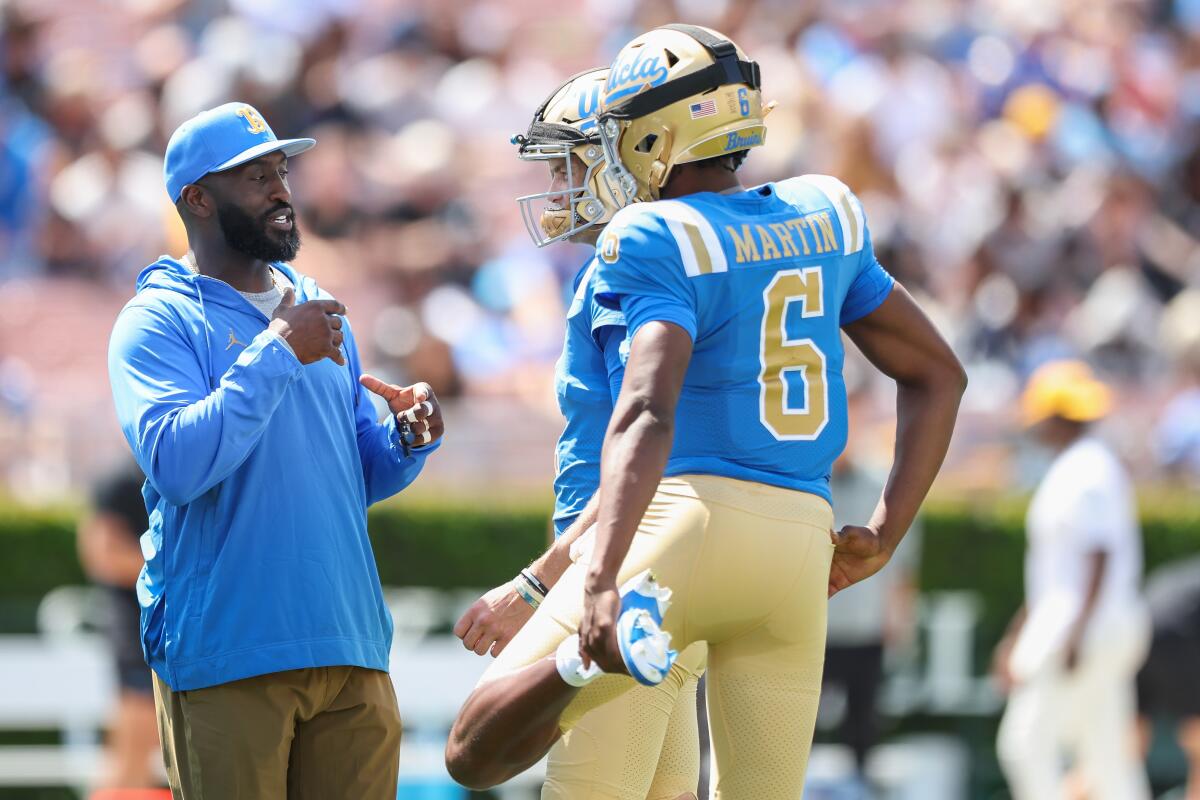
top-left (520, 568), bottom-right (550, 598)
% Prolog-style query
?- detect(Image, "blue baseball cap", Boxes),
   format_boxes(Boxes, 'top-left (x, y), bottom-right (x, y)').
top-left (164, 102), bottom-right (316, 201)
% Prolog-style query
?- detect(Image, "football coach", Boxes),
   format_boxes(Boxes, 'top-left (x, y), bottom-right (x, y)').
top-left (108, 102), bottom-right (443, 798)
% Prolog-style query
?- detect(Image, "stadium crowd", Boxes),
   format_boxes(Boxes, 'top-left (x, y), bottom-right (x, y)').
top-left (2, 0), bottom-right (1200, 496)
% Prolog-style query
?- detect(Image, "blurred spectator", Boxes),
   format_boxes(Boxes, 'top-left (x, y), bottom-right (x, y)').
top-left (1155, 367), bottom-right (1200, 484)
top-left (1137, 556), bottom-right (1200, 800)
top-left (994, 361), bottom-right (1150, 800)
top-left (4, 0), bottom-right (1200, 493)
top-left (820, 449), bottom-right (921, 792)
top-left (1155, 289), bottom-right (1200, 485)
top-left (75, 462), bottom-right (160, 790)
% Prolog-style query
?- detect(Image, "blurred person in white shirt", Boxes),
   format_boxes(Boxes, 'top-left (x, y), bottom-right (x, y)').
top-left (994, 360), bottom-right (1151, 800)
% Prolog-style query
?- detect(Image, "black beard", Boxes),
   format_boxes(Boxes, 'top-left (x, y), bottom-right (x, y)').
top-left (216, 200), bottom-right (301, 263)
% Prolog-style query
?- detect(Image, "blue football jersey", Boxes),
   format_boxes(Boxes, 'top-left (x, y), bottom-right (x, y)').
top-left (552, 260), bottom-right (626, 535)
top-left (592, 175), bottom-right (894, 502)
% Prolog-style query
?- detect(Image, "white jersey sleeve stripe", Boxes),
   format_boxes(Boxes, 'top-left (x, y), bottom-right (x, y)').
top-left (796, 174), bottom-right (865, 255)
top-left (690, 206), bottom-right (728, 274)
top-left (663, 217), bottom-right (702, 277)
top-left (573, 260), bottom-right (597, 302)
top-left (656, 200), bottom-right (728, 276)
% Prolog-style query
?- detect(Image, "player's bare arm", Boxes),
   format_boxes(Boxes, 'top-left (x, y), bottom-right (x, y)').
top-left (1064, 549), bottom-right (1108, 671)
top-left (447, 322), bottom-right (693, 788)
top-left (831, 285), bottom-right (967, 597)
top-left (991, 604), bottom-right (1027, 692)
top-left (581, 321), bottom-right (692, 672)
top-left (454, 496), bottom-right (600, 657)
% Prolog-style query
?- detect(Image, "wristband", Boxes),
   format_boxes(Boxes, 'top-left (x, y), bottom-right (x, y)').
top-left (520, 568), bottom-right (550, 598)
top-left (515, 570), bottom-right (547, 602)
top-left (512, 577), bottom-right (542, 609)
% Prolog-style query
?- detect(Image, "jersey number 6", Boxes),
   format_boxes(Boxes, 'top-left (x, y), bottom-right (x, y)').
top-left (758, 268), bottom-right (828, 440)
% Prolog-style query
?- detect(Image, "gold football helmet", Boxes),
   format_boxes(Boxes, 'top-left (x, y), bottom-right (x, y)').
top-left (596, 24), bottom-right (767, 205)
top-left (513, 68), bottom-right (620, 247)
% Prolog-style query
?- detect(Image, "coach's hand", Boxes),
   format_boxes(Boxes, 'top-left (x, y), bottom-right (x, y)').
top-left (579, 578), bottom-right (625, 674)
top-left (828, 524), bottom-right (892, 598)
top-left (454, 583), bottom-right (535, 657)
top-left (269, 288), bottom-right (347, 366)
top-left (358, 377), bottom-right (445, 448)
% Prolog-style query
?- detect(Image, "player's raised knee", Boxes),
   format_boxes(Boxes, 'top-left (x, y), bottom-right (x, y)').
top-left (444, 737), bottom-right (502, 791)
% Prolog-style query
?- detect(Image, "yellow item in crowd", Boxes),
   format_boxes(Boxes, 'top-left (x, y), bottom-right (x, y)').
top-left (1020, 360), bottom-right (1113, 425)
top-left (1004, 83), bottom-right (1060, 140)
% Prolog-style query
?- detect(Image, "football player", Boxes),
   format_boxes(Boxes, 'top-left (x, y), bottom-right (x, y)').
top-left (453, 68), bottom-right (706, 799)
top-left (446, 25), bottom-right (966, 798)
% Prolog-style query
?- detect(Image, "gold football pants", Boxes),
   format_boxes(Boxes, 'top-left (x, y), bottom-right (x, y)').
top-left (484, 474), bottom-right (834, 799)
top-left (542, 642), bottom-right (707, 800)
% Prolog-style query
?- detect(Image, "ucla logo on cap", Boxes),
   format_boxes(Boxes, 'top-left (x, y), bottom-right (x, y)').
top-left (163, 101), bottom-right (316, 201)
top-left (605, 49), bottom-right (669, 106)
top-left (236, 106), bottom-right (269, 135)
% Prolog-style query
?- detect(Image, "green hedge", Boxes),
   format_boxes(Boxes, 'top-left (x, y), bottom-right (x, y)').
top-left (367, 501), bottom-right (548, 588)
top-left (0, 504), bottom-right (84, 632)
top-left (0, 497), bottom-right (554, 632)
top-left (3, 493), bottom-right (1199, 641)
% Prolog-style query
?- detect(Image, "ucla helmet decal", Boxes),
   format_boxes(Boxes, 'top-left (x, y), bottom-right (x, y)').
top-left (597, 24), bottom-right (767, 205)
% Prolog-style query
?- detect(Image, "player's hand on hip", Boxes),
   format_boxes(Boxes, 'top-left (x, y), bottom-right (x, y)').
top-left (828, 524), bottom-right (891, 598)
top-left (358, 377), bottom-right (445, 448)
top-left (268, 289), bottom-right (348, 366)
top-left (579, 578), bottom-right (625, 674)
top-left (453, 582), bottom-right (535, 657)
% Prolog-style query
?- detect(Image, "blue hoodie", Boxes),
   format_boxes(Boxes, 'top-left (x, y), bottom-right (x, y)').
top-left (108, 256), bottom-right (436, 691)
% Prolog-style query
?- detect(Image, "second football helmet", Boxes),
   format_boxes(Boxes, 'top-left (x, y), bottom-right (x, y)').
top-left (513, 68), bottom-right (619, 246)
top-left (596, 24), bottom-right (767, 205)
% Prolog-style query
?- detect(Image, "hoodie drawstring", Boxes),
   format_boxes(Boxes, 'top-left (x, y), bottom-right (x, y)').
top-left (194, 279), bottom-right (217, 392)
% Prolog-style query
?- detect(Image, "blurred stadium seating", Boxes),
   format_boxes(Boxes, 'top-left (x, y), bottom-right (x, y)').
top-left (2, 0), bottom-right (1200, 497)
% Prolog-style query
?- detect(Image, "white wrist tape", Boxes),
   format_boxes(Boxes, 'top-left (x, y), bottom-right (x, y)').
top-left (555, 634), bottom-right (602, 688)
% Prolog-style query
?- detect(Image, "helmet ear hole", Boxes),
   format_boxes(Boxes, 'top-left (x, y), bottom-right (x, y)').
top-left (634, 134), bottom-right (658, 153)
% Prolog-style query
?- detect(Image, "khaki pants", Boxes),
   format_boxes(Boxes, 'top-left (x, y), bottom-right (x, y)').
top-left (485, 474), bottom-right (834, 799)
top-left (153, 666), bottom-right (401, 800)
top-left (998, 605), bottom-right (1151, 800)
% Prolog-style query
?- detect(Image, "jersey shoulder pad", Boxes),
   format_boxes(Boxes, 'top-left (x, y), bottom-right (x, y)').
top-left (775, 174), bottom-right (867, 256)
top-left (598, 200), bottom-right (728, 277)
